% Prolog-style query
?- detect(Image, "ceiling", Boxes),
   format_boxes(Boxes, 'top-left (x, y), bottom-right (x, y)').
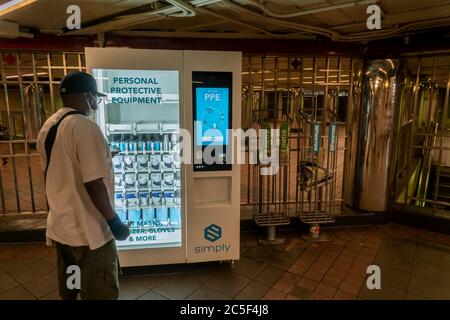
top-left (1, 0), bottom-right (450, 42)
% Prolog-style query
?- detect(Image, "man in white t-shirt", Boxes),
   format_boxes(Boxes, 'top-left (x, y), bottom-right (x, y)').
top-left (37, 71), bottom-right (129, 300)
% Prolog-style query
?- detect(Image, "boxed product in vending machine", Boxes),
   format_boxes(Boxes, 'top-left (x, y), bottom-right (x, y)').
top-left (114, 193), bottom-right (127, 223)
top-left (114, 192), bottom-right (126, 208)
top-left (150, 154), bottom-right (161, 170)
top-left (169, 207), bottom-right (181, 226)
top-left (128, 208), bottom-right (141, 227)
top-left (125, 173), bottom-right (137, 189)
top-left (114, 174), bottom-right (124, 189)
top-left (119, 139), bottom-right (127, 153)
top-left (124, 155), bottom-right (136, 171)
top-left (151, 191), bottom-right (163, 206)
top-left (162, 153), bottom-right (174, 169)
top-left (139, 192), bottom-right (150, 207)
top-left (175, 190), bottom-right (181, 206)
top-left (137, 173), bottom-right (150, 189)
top-left (126, 192), bottom-right (139, 208)
top-left (174, 152), bottom-right (181, 169)
top-left (151, 172), bottom-right (162, 189)
top-left (163, 172), bottom-right (175, 188)
top-left (164, 191), bottom-right (176, 206)
top-left (137, 154), bottom-right (149, 170)
top-left (142, 207), bottom-right (155, 226)
top-left (128, 136), bottom-right (138, 153)
top-left (113, 155), bottom-right (124, 172)
top-left (174, 171), bottom-right (181, 188)
top-left (156, 207), bottom-right (169, 226)
top-left (153, 141), bottom-right (161, 152)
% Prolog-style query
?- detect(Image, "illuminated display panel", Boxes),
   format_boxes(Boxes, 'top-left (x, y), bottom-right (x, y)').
top-left (192, 71), bottom-right (232, 172)
top-left (93, 68), bottom-right (182, 250)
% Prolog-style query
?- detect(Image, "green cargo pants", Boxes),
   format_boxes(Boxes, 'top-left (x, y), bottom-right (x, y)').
top-left (55, 239), bottom-right (119, 300)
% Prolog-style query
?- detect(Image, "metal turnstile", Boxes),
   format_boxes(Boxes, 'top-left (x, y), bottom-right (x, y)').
top-left (252, 115), bottom-right (291, 244)
top-left (295, 90), bottom-right (339, 240)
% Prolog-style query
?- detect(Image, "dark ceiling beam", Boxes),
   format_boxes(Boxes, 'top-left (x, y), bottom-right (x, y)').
top-left (0, 29), bottom-right (448, 57)
top-left (0, 34), bottom-right (96, 51)
top-left (105, 35), bottom-right (366, 56)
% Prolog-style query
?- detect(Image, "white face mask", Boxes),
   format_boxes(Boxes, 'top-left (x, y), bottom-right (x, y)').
top-left (84, 93), bottom-right (98, 118)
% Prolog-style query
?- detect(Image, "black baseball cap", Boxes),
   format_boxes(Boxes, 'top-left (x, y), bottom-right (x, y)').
top-left (59, 71), bottom-right (106, 97)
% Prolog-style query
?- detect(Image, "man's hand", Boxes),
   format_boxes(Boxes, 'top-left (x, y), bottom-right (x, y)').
top-left (111, 150), bottom-right (119, 158)
top-left (84, 178), bottom-right (131, 240)
top-left (110, 145), bottom-right (120, 158)
top-left (107, 215), bottom-right (130, 241)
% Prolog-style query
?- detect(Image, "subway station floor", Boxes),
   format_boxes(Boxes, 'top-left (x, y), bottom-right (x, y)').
top-left (1, 223), bottom-right (450, 300)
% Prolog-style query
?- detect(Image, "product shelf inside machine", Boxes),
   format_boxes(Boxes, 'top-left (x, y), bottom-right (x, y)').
top-left (106, 122), bottom-right (179, 135)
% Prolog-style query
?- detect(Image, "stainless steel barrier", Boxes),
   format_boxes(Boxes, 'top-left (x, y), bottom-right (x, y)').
top-left (392, 55), bottom-right (450, 218)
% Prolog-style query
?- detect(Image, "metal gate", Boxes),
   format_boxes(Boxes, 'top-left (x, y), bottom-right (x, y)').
top-left (241, 55), bottom-right (353, 229)
top-left (0, 51), bottom-right (85, 216)
top-left (1, 51), bottom-right (351, 220)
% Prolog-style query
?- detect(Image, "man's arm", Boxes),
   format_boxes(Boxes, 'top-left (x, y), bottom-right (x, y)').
top-left (84, 178), bottom-right (115, 220)
top-left (75, 120), bottom-right (129, 240)
top-left (84, 178), bottom-right (130, 240)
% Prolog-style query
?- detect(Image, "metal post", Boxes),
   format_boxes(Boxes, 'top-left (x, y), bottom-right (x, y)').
top-left (266, 225), bottom-right (276, 241)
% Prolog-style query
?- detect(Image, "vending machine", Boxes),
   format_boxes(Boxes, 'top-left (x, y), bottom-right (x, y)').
top-left (85, 48), bottom-right (241, 267)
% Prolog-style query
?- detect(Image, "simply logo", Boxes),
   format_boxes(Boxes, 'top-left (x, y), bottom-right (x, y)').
top-left (195, 224), bottom-right (230, 254)
top-left (204, 224), bottom-right (222, 242)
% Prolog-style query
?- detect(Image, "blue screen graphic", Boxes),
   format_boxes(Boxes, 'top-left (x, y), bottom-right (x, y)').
top-left (195, 87), bottom-right (229, 146)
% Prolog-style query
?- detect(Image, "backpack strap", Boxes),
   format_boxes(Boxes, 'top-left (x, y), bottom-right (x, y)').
top-left (44, 110), bottom-right (84, 177)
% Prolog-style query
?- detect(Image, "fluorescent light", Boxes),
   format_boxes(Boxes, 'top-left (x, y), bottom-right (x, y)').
top-left (0, 0), bottom-right (37, 17)
top-left (6, 72), bottom-right (48, 79)
top-left (241, 71), bottom-right (272, 75)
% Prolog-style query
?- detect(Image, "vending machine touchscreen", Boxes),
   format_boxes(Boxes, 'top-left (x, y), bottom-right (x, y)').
top-left (192, 71), bottom-right (232, 171)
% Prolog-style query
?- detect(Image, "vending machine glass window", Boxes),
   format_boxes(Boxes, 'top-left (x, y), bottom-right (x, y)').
top-left (93, 69), bottom-right (182, 250)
